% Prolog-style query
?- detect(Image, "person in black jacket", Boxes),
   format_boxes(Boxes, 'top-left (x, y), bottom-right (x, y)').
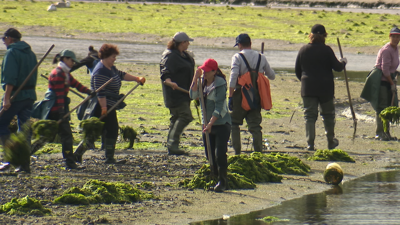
top-left (70, 45), bottom-right (99, 74)
top-left (160, 32), bottom-right (195, 155)
top-left (295, 24), bottom-right (347, 150)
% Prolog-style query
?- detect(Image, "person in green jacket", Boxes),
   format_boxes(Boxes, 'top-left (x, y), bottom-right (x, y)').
top-left (0, 28), bottom-right (38, 173)
top-left (190, 59), bottom-right (232, 192)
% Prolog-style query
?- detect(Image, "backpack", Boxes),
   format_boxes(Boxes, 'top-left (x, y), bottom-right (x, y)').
top-left (237, 53), bottom-right (272, 111)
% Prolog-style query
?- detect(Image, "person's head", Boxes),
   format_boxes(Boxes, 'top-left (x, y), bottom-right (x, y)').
top-left (198, 58), bottom-right (226, 84)
top-left (234, 33), bottom-right (251, 50)
top-left (52, 49), bottom-right (79, 68)
top-left (88, 45), bottom-right (99, 57)
top-left (309, 24), bottom-right (327, 44)
top-left (167, 32), bottom-right (194, 52)
top-left (389, 27), bottom-right (400, 47)
top-left (99, 43), bottom-right (119, 66)
top-left (2, 28), bottom-right (21, 47)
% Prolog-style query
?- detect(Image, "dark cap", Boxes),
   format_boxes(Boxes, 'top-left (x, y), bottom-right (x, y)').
top-left (2, 28), bottom-right (22, 40)
top-left (234, 33), bottom-right (251, 47)
top-left (311, 24), bottom-right (326, 35)
top-left (173, 32), bottom-right (194, 42)
top-left (390, 27), bottom-right (400, 35)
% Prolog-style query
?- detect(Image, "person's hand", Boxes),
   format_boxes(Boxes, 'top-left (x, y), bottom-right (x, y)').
top-left (168, 82), bottom-right (178, 90)
top-left (228, 97), bottom-right (233, 111)
top-left (137, 77), bottom-right (146, 85)
top-left (391, 84), bottom-right (397, 93)
top-left (340, 57), bottom-right (347, 65)
top-left (88, 89), bottom-right (96, 97)
top-left (2, 97), bottom-right (11, 111)
top-left (101, 107), bottom-right (107, 116)
top-left (203, 123), bottom-right (212, 133)
top-left (195, 68), bottom-right (203, 79)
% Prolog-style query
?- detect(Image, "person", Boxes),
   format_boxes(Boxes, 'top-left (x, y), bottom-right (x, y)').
top-left (160, 32), bottom-right (195, 155)
top-left (361, 27), bottom-right (400, 141)
top-left (70, 45), bottom-right (100, 75)
top-left (189, 59), bottom-right (231, 192)
top-left (46, 49), bottom-right (94, 169)
top-left (229, 33), bottom-right (275, 155)
top-left (74, 43), bottom-right (145, 164)
top-left (0, 28), bottom-right (38, 173)
top-left (295, 24), bottom-right (346, 150)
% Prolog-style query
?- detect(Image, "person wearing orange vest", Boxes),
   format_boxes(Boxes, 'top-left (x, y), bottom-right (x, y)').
top-left (229, 34), bottom-right (275, 155)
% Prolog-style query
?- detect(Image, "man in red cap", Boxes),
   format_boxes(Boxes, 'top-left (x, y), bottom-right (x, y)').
top-left (229, 33), bottom-right (275, 155)
top-left (0, 28), bottom-right (38, 173)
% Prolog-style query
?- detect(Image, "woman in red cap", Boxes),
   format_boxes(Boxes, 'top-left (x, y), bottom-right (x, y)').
top-left (189, 59), bottom-right (231, 192)
top-left (361, 27), bottom-right (400, 140)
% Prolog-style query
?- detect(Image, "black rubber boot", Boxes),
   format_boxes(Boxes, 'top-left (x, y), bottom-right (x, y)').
top-left (231, 125), bottom-right (241, 155)
top-left (167, 148), bottom-right (188, 156)
top-left (214, 168), bottom-right (228, 192)
top-left (323, 119), bottom-right (339, 149)
top-left (105, 138), bottom-right (126, 164)
top-left (64, 147), bottom-right (85, 170)
top-left (73, 140), bottom-right (95, 163)
top-left (306, 121), bottom-right (316, 150)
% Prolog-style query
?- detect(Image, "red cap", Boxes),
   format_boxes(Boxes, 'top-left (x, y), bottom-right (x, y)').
top-left (198, 59), bottom-right (218, 73)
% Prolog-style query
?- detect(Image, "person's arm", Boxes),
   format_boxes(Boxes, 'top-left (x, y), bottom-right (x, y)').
top-left (93, 71), bottom-right (111, 116)
top-left (69, 74), bottom-right (91, 94)
top-left (295, 50), bottom-right (302, 81)
top-left (2, 84), bottom-right (14, 110)
top-left (160, 53), bottom-right (179, 89)
top-left (229, 54), bottom-right (240, 97)
top-left (329, 47), bottom-right (345, 72)
top-left (381, 49), bottom-right (395, 85)
top-left (1, 50), bottom-right (18, 110)
top-left (204, 84), bottom-right (227, 132)
top-left (262, 55), bottom-right (275, 80)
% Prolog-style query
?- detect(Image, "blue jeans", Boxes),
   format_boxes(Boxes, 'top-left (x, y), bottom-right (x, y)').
top-left (0, 99), bottom-right (34, 137)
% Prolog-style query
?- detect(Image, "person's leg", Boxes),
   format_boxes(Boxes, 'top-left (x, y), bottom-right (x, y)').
top-left (213, 123), bottom-right (231, 192)
top-left (167, 102), bottom-right (193, 155)
top-left (230, 93), bottom-right (247, 155)
top-left (14, 99), bottom-right (34, 172)
top-left (103, 109), bottom-right (125, 164)
top-left (245, 108), bottom-right (263, 152)
top-left (203, 131), bottom-right (218, 176)
top-left (319, 97), bottom-right (338, 149)
top-left (303, 97), bottom-right (319, 150)
top-left (375, 86), bottom-right (391, 140)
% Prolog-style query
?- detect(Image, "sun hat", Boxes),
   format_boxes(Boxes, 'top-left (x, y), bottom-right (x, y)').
top-left (311, 24), bottom-right (327, 35)
top-left (59, 49), bottom-right (79, 63)
top-left (234, 33), bottom-right (251, 47)
top-left (390, 27), bottom-right (400, 35)
top-left (2, 28), bottom-right (21, 40)
top-left (199, 59), bottom-right (218, 73)
top-left (173, 32), bottom-right (194, 42)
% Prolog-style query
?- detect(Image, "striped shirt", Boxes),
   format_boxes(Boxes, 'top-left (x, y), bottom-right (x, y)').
top-left (91, 62), bottom-right (126, 107)
top-left (49, 63), bottom-right (90, 112)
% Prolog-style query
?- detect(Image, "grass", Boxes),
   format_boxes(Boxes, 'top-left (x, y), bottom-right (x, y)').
top-left (0, 1), bottom-right (398, 47)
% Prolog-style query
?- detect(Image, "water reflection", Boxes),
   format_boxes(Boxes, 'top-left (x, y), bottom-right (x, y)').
top-left (192, 170), bottom-right (400, 225)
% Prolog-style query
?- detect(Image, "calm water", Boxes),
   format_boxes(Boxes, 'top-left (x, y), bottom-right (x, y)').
top-left (192, 170), bottom-right (400, 225)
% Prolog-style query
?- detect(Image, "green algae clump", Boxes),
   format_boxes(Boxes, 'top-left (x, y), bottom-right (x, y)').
top-left (120, 125), bottom-right (138, 149)
top-left (31, 120), bottom-right (58, 142)
top-left (3, 127), bottom-right (31, 167)
top-left (0, 196), bottom-right (51, 216)
top-left (79, 117), bottom-right (104, 143)
top-left (54, 180), bottom-right (154, 205)
top-left (379, 106), bottom-right (400, 132)
top-left (308, 149), bottom-right (355, 162)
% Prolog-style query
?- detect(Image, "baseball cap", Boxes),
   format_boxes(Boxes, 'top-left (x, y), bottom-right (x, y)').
top-left (390, 27), bottom-right (400, 35)
top-left (198, 59), bottom-right (218, 73)
top-left (311, 24), bottom-right (326, 35)
top-left (59, 49), bottom-right (79, 63)
top-left (234, 33), bottom-right (251, 47)
top-left (173, 32), bottom-right (194, 42)
top-left (2, 28), bottom-right (22, 40)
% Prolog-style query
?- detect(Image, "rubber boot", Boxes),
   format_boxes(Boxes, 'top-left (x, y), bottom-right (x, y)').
top-left (306, 121), bottom-right (316, 150)
top-left (323, 119), bottom-right (339, 149)
top-left (105, 138), bottom-right (126, 164)
top-left (251, 130), bottom-right (263, 153)
top-left (375, 113), bottom-right (391, 141)
top-left (167, 119), bottom-right (189, 155)
top-left (231, 124), bottom-right (241, 155)
top-left (63, 145), bottom-right (85, 170)
top-left (73, 140), bottom-right (95, 163)
top-left (214, 167), bottom-right (228, 192)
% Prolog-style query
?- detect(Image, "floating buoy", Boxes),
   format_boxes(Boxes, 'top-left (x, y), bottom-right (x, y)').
top-left (323, 163), bottom-right (343, 185)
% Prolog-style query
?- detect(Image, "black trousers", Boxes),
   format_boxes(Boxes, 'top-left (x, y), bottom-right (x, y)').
top-left (203, 123), bottom-right (231, 175)
top-left (48, 111), bottom-right (74, 161)
top-left (93, 104), bottom-right (119, 140)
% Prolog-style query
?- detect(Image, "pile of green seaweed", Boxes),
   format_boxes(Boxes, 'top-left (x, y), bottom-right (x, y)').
top-left (79, 117), bottom-right (104, 143)
top-left (0, 196), bottom-right (51, 216)
top-left (180, 152), bottom-right (310, 190)
top-left (308, 149), bottom-right (355, 162)
top-left (3, 126), bottom-right (31, 167)
top-left (379, 106), bottom-right (400, 132)
top-left (30, 120), bottom-right (59, 155)
top-left (54, 179), bottom-right (155, 205)
top-left (119, 125), bottom-right (138, 149)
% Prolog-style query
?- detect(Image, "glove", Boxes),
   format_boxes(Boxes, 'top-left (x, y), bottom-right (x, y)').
top-left (340, 57), bottom-right (347, 65)
top-left (101, 107), bottom-right (107, 116)
top-left (391, 84), bottom-right (397, 92)
top-left (137, 77), bottom-right (146, 85)
top-left (88, 90), bottom-right (96, 97)
top-left (228, 97), bottom-right (233, 111)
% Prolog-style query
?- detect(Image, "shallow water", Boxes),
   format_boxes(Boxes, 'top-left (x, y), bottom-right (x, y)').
top-left (191, 170), bottom-right (400, 225)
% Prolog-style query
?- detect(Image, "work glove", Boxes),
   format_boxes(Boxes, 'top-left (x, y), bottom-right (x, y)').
top-left (87, 89), bottom-right (96, 97)
top-left (339, 57), bottom-right (347, 65)
top-left (101, 107), bottom-right (107, 116)
top-left (137, 77), bottom-right (146, 85)
top-left (228, 97), bottom-right (233, 111)
top-left (391, 84), bottom-right (397, 93)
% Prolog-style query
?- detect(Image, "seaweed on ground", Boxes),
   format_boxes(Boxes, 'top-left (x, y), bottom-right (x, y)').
top-left (119, 125), bottom-right (138, 149)
top-left (379, 106), bottom-right (400, 132)
top-left (0, 196), bottom-right (51, 216)
top-left (3, 126), bottom-right (31, 167)
top-left (308, 149), bottom-right (355, 162)
top-left (54, 179), bottom-right (155, 205)
top-left (31, 120), bottom-right (58, 142)
top-left (79, 117), bottom-right (104, 143)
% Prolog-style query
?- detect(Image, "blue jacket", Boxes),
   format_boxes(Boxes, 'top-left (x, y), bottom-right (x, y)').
top-left (1, 41), bottom-right (38, 102)
top-left (190, 76), bottom-right (231, 126)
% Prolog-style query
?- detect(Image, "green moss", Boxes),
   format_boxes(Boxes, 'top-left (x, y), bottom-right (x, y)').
top-left (54, 180), bottom-right (155, 205)
top-left (0, 196), bottom-right (51, 216)
top-left (79, 117), bottom-right (104, 143)
top-left (31, 120), bottom-right (58, 141)
top-left (119, 125), bottom-right (138, 149)
top-left (3, 126), bottom-right (31, 167)
top-left (308, 149), bottom-right (355, 162)
top-left (379, 106), bottom-right (400, 132)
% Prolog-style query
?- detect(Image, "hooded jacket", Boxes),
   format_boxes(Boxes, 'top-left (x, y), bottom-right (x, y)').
top-left (1, 41), bottom-right (38, 102)
top-left (160, 49), bottom-right (194, 108)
